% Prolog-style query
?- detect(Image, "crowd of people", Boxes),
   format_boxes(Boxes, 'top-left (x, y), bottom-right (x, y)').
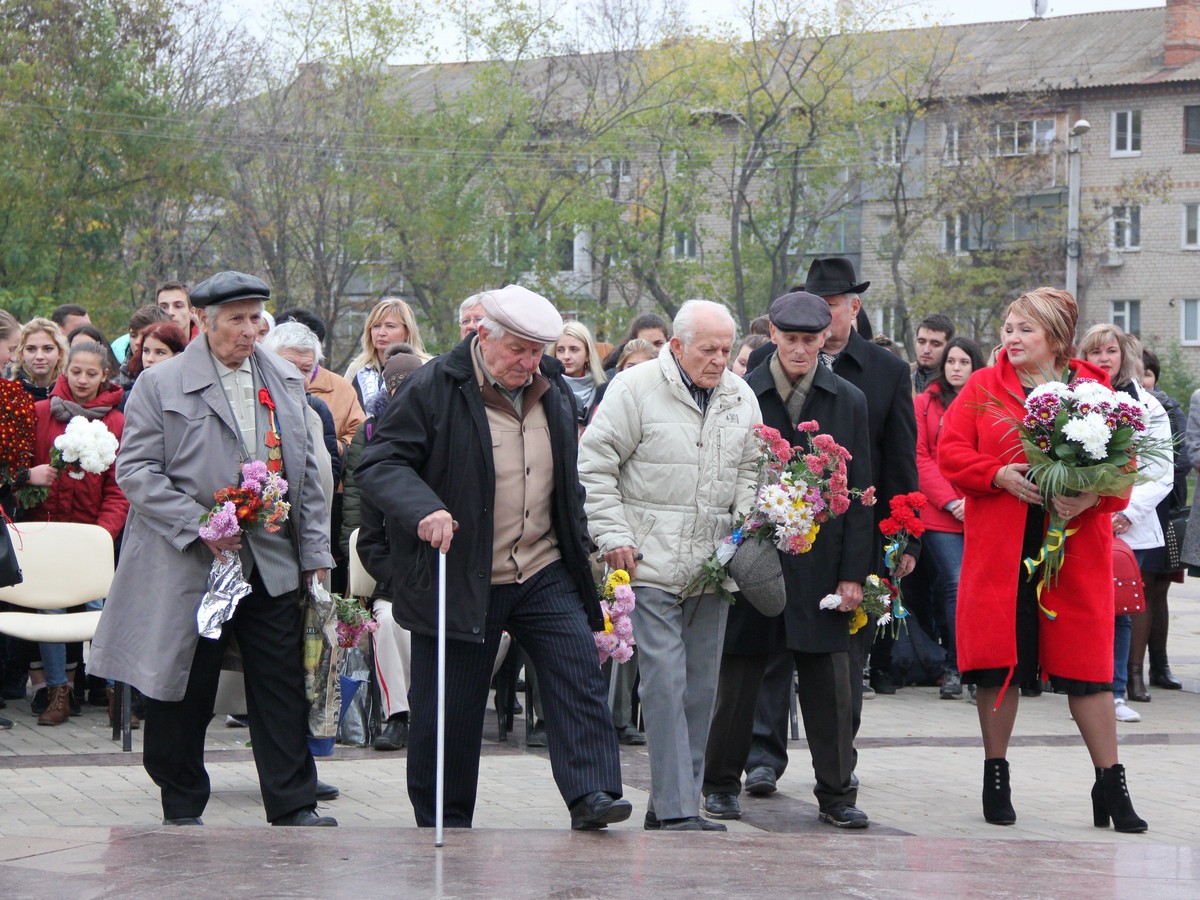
top-left (0, 257), bottom-right (1193, 838)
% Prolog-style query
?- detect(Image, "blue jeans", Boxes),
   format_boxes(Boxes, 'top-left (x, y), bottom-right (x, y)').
top-left (922, 530), bottom-right (964, 671)
top-left (37, 609), bottom-right (68, 687)
top-left (1114, 549), bottom-right (1149, 699)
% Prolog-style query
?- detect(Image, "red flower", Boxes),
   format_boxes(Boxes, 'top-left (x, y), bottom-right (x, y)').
top-left (258, 388), bottom-right (275, 411)
top-left (879, 517), bottom-right (901, 536)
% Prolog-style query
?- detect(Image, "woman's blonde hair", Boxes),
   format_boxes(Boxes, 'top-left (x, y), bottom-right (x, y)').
top-left (16, 317), bottom-right (68, 380)
top-left (1004, 287), bottom-right (1078, 368)
top-left (1078, 323), bottom-right (1141, 388)
top-left (0, 309), bottom-right (20, 343)
top-left (617, 338), bottom-right (658, 371)
top-left (345, 298), bottom-right (428, 380)
top-left (554, 321), bottom-right (607, 384)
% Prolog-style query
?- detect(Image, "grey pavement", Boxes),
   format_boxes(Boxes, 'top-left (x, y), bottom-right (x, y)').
top-left (1, 582), bottom-right (1198, 895)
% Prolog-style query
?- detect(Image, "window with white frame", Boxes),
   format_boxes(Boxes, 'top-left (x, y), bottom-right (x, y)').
top-left (1183, 298), bottom-right (1200, 345)
top-left (877, 215), bottom-right (896, 258)
top-left (610, 158), bottom-right (632, 181)
top-left (1110, 300), bottom-right (1141, 337)
top-left (888, 125), bottom-right (907, 165)
top-left (992, 117), bottom-right (1056, 157)
top-left (941, 123), bottom-right (960, 164)
top-left (942, 212), bottom-right (978, 254)
top-left (1110, 205), bottom-right (1141, 250)
top-left (674, 229), bottom-right (698, 259)
top-left (1184, 203), bottom-right (1200, 249)
top-left (1111, 110), bottom-right (1142, 156)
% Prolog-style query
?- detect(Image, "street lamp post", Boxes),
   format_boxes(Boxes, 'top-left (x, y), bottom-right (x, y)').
top-left (1066, 119), bottom-right (1090, 299)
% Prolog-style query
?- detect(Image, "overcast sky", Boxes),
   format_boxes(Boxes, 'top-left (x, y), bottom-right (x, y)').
top-left (222, 0), bottom-right (1166, 61)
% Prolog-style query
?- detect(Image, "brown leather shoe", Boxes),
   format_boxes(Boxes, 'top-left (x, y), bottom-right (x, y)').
top-left (106, 687), bottom-right (140, 729)
top-left (37, 684), bottom-right (71, 726)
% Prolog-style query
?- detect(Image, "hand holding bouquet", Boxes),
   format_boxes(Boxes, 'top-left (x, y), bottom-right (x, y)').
top-left (15, 415), bottom-right (118, 508)
top-left (596, 569), bottom-right (636, 665)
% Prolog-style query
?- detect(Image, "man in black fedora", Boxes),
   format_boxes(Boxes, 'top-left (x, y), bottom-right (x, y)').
top-left (738, 257), bottom-right (919, 800)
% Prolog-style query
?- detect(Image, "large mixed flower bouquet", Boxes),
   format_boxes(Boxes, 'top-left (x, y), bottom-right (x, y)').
top-left (683, 421), bottom-right (876, 603)
top-left (15, 415), bottom-right (118, 508)
top-left (196, 460), bottom-right (292, 638)
top-left (595, 569), bottom-right (636, 665)
top-left (0, 380), bottom-right (35, 489)
top-left (334, 594), bottom-right (380, 649)
top-left (997, 373), bottom-right (1170, 616)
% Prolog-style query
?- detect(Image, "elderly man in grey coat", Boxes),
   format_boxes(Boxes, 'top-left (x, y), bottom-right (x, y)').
top-left (90, 271), bottom-right (336, 828)
top-left (578, 299), bottom-right (761, 831)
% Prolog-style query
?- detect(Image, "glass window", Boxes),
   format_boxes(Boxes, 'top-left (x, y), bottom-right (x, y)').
top-left (1112, 110), bottom-right (1142, 155)
top-left (1110, 300), bottom-right (1141, 337)
top-left (1111, 205), bottom-right (1142, 250)
top-left (1186, 107), bottom-right (1200, 153)
top-left (1183, 298), bottom-right (1200, 345)
top-left (1185, 204), bottom-right (1200, 248)
top-left (674, 230), bottom-right (697, 259)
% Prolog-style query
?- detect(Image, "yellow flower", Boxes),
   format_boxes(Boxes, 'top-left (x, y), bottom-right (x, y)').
top-left (603, 611), bottom-right (614, 634)
top-left (848, 607), bottom-right (868, 634)
top-left (605, 569), bottom-right (630, 597)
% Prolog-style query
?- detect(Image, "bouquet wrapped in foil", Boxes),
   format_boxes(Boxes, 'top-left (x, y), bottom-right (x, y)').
top-left (197, 554), bottom-right (254, 639)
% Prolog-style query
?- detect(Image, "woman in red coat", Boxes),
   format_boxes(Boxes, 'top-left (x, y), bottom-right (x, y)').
top-left (915, 336), bottom-right (984, 699)
top-left (26, 340), bottom-right (128, 725)
top-left (939, 287), bottom-right (1146, 834)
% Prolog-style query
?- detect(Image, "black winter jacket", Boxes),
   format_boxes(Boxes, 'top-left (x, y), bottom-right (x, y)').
top-left (354, 337), bottom-right (602, 641)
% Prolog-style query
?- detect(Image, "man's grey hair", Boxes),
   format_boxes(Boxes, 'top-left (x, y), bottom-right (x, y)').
top-left (477, 316), bottom-right (506, 339)
top-left (673, 299), bottom-right (735, 347)
top-left (262, 321), bottom-right (324, 363)
top-left (459, 294), bottom-right (488, 321)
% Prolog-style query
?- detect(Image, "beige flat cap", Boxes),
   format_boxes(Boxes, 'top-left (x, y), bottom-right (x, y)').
top-left (478, 285), bottom-right (564, 344)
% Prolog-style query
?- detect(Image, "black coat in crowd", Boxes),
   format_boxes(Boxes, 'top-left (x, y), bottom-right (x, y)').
top-left (353, 336), bottom-right (602, 642)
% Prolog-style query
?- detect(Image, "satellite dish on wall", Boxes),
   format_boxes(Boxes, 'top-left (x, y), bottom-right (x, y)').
top-left (1032, 0), bottom-right (1049, 18)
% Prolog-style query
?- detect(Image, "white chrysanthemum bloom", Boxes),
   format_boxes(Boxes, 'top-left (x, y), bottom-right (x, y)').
top-left (1028, 381), bottom-right (1069, 401)
top-left (1063, 411), bottom-right (1112, 460)
top-left (758, 485), bottom-right (791, 522)
top-left (1069, 381), bottom-right (1112, 406)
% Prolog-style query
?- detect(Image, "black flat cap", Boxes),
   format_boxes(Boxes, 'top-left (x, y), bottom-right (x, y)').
top-left (190, 271), bottom-right (271, 308)
top-left (768, 290), bottom-right (832, 333)
top-left (803, 256), bottom-right (869, 297)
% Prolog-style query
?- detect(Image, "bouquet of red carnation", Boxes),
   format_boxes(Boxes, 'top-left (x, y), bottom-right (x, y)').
top-left (0, 380), bottom-right (35, 488)
top-left (877, 491), bottom-right (927, 636)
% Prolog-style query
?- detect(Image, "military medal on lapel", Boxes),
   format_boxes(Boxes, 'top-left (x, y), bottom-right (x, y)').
top-left (258, 388), bottom-right (284, 473)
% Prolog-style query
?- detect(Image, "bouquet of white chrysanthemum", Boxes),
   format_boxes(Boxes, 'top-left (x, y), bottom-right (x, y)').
top-left (994, 373), bottom-right (1171, 612)
top-left (53, 416), bottom-right (119, 480)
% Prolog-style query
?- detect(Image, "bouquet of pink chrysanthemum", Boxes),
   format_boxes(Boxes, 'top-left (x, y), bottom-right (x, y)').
top-left (595, 569), bottom-right (636, 665)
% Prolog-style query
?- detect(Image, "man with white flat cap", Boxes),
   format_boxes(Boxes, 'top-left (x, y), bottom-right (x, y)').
top-left (355, 284), bottom-right (630, 831)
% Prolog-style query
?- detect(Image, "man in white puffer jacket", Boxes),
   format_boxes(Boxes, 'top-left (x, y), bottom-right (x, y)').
top-left (579, 300), bottom-right (762, 831)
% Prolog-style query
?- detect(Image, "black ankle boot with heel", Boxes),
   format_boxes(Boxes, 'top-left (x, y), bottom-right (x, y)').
top-left (982, 758), bottom-right (1016, 825)
top-left (1091, 764), bottom-right (1147, 833)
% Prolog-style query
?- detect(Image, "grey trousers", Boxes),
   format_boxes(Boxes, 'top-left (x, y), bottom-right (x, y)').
top-left (632, 587), bottom-right (728, 820)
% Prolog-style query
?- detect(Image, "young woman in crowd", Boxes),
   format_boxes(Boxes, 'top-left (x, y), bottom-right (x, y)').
top-left (615, 338), bottom-right (659, 373)
top-left (344, 298), bottom-right (429, 410)
top-left (731, 334), bottom-right (769, 377)
top-left (1139, 348), bottom-right (1188, 696)
top-left (114, 305), bottom-right (172, 390)
top-left (553, 321), bottom-right (608, 427)
top-left (1079, 325), bottom-right (1172, 724)
top-left (137, 321), bottom-right (187, 374)
top-left (601, 312), bottom-right (670, 374)
top-left (12, 318), bottom-right (68, 402)
top-left (67, 324), bottom-right (122, 377)
top-left (939, 287), bottom-right (1147, 833)
top-left (915, 336), bottom-right (984, 701)
top-left (26, 340), bottom-right (129, 726)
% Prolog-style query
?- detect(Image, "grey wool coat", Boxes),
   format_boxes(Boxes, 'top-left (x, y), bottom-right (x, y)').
top-left (89, 336), bottom-right (334, 701)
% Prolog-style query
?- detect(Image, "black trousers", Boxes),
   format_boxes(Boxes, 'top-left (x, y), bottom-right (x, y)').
top-left (705, 650), bottom-right (857, 809)
top-left (745, 650), bottom-right (794, 777)
top-left (407, 561), bottom-right (623, 827)
top-left (143, 570), bottom-right (316, 822)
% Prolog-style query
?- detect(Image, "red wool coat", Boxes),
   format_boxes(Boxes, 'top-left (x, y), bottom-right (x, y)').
top-left (937, 351), bottom-right (1127, 683)
top-left (30, 376), bottom-right (129, 540)
top-left (915, 383), bottom-right (963, 534)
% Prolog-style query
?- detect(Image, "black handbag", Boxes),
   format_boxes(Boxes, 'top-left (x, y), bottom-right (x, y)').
top-left (0, 512), bottom-right (22, 588)
top-left (1163, 506), bottom-right (1189, 572)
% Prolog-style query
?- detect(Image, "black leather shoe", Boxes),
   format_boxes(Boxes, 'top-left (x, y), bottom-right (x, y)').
top-left (703, 792), bottom-right (742, 819)
top-left (526, 720), bottom-right (548, 748)
top-left (662, 816), bottom-right (727, 831)
top-left (869, 670), bottom-right (896, 695)
top-left (569, 791), bottom-right (632, 830)
top-left (315, 780), bottom-right (339, 801)
top-left (818, 802), bottom-right (870, 829)
top-left (616, 724), bottom-right (646, 745)
top-left (271, 807), bottom-right (338, 826)
top-left (162, 817), bottom-right (203, 826)
top-left (374, 717), bottom-right (409, 751)
top-left (744, 766), bottom-right (777, 796)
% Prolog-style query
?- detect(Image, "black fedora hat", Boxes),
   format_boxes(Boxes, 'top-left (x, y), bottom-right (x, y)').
top-left (803, 257), bottom-right (869, 297)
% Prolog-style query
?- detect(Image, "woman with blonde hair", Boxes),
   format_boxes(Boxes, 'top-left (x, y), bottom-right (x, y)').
top-left (13, 317), bottom-right (69, 402)
top-left (553, 320), bottom-right (608, 426)
top-left (939, 287), bottom-right (1147, 833)
top-left (345, 298), bottom-right (429, 409)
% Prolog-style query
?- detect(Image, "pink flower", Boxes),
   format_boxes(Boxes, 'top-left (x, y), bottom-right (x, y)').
top-left (797, 420), bottom-right (820, 433)
top-left (611, 642), bottom-right (635, 664)
top-left (861, 486), bottom-right (877, 506)
top-left (829, 494), bottom-right (850, 516)
top-left (199, 501), bottom-right (241, 541)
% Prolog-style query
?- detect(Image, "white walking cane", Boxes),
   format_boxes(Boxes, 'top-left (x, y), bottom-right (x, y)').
top-left (435, 547), bottom-right (447, 848)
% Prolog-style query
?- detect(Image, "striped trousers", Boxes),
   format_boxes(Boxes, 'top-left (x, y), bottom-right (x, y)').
top-left (406, 561), bottom-right (623, 827)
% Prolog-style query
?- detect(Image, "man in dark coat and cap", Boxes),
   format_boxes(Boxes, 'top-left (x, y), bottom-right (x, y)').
top-left (701, 290), bottom-right (874, 828)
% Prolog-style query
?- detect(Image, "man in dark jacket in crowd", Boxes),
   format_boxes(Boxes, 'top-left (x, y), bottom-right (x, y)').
top-left (354, 285), bottom-right (629, 831)
top-left (702, 291), bottom-right (874, 828)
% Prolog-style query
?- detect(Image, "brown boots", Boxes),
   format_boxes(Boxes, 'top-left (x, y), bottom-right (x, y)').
top-left (37, 684), bottom-right (71, 726)
top-left (106, 686), bottom-right (140, 730)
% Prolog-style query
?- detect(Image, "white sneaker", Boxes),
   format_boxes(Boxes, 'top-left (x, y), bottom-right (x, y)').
top-left (1114, 697), bottom-right (1141, 723)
